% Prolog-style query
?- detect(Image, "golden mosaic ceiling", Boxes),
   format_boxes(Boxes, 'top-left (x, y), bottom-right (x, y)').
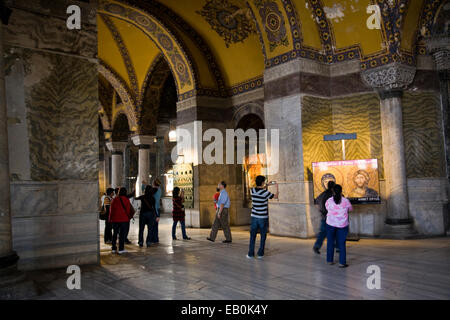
top-left (97, 0), bottom-right (447, 101)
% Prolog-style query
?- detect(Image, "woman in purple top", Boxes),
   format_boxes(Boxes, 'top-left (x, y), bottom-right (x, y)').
top-left (325, 184), bottom-right (353, 268)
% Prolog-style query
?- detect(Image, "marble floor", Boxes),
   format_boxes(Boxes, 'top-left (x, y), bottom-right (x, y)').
top-left (25, 213), bottom-right (450, 300)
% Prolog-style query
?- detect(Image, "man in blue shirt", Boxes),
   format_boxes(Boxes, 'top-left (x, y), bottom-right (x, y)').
top-left (207, 181), bottom-right (232, 243)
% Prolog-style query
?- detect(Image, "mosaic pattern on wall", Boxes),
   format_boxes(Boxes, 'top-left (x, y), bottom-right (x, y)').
top-left (196, 0), bottom-right (258, 47)
top-left (21, 50), bottom-right (99, 181)
top-left (254, 0), bottom-right (289, 52)
top-left (302, 92), bottom-right (446, 182)
top-left (402, 91), bottom-right (445, 178)
top-left (302, 94), bottom-right (384, 181)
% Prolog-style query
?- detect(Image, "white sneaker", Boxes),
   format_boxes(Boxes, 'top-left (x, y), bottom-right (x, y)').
top-left (257, 255), bottom-right (264, 259)
top-left (118, 249), bottom-right (128, 254)
top-left (246, 255), bottom-right (253, 259)
top-left (111, 250), bottom-right (117, 254)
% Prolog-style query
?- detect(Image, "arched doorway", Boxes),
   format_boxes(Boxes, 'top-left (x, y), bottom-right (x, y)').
top-left (234, 112), bottom-right (265, 224)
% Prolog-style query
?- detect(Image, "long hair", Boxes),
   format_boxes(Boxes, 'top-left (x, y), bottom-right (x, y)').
top-left (173, 187), bottom-right (180, 198)
top-left (333, 184), bottom-right (343, 205)
top-left (118, 187), bottom-right (127, 197)
top-left (144, 185), bottom-right (153, 196)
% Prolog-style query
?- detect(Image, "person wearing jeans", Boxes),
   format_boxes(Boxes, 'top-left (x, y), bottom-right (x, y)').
top-left (151, 179), bottom-right (162, 243)
top-left (325, 184), bottom-right (353, 267)
top-left (326, 224), bottom-right (349, 266)
top-left (136, 185), bottom-right (158, 247)
top-left (248, 217), bottom-right (269, 257)
top-left (172, 219), bottom-right (188, 240)
top-left (172, 187), bottom-right (190, 240)
top-left (247, 175), bottom-right (278, 259)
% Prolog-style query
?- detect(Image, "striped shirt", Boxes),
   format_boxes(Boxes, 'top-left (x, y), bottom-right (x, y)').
top-left (251, 188), bottom-right (274, 219)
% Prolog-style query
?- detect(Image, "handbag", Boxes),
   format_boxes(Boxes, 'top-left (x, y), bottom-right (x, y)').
top-left (99, 204), bottom-right (107, 220)
top-left (119, 196), bottom-right (135, 220)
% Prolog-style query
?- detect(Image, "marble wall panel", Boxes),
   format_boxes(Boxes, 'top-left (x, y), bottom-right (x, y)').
top-left (302, 92), bottom-right (446, 181)
top-left (407, 178), bottom-right (448, 236)
top-left (402, 92), bottom-right (446, 178)
top-left (10, 181), bottom-right (99, 270)
top-left (302, 94), bottom-right (384, 180)
top-left (5, 48), bottom-right (99, 181)
top-left (4, 6), bottom-right (97, 59)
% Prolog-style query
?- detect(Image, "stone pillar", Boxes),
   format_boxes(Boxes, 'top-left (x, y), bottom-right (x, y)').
top-left (0, 18), bottom-right (21, 287)
top-left (106, 141), bottom-right (127, 188)
top-left (104, 147), bottom-right (111, 189)
top-left (176, 96), bottom-right (235, 228)
top-left (132, 135), bottom-right (153, 197)
top-left (432, 50), bottom-right (450, 235)
top-left (263, 60), bottom-right (310, 238)
top-left (378, 90), bottom-right (409, 222)
top-left (362, 63), bottom-right (418, 238)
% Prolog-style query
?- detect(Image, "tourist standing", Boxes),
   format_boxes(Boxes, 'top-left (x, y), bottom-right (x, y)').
top-left (247, 176), bottom-right (278, 259)
top-left (151, 179), bottom-right (162, 243)
top-left (172, 187), bottom-right (190, 240)
top-left (207, 181), bottom-right (232, 243)
top-left (103, 188), bottom-right (114, 244)
top-left (123, 189), bottom-right (136, 245)
top-left (109, 187), bottom-right (134, 254)
top-left (135, 185), bottom-right (157, 247)
top-left (313, 181), bottom-right (336, 254)
top-left (325, 184), bottom-right (353, 267)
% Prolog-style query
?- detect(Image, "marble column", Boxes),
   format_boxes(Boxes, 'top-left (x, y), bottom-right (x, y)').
top-left (362, 63), bottom-right (417, 238)
top-left (432, 50), bottom-right (450, 235)
top-left (378, 89), bottom-right (410, 223)
top-left (0, 17), bottom-right (20, 285)
top-left (106, 142), bottom-right (127, 188)
top-left (132, 135), bottom-right (154, 197)
top-left (104, 147), bottom-right (111, 189)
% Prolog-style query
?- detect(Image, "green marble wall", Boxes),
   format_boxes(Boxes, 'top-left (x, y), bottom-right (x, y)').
top-left (403, 92), bottom-right (446, 178)
top-left (20, 50), bottom-right (99, 181)
top-left (302, 92), bottom-right (445, 181)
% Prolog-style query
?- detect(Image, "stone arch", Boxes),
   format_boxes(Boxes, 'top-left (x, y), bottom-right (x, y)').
top-left (99, 0), bottom-right (197, 100)
top-left (112, 112), bottom-right (132, 142)
top-left (98, 104), bottom-right (112, 132)
top-left (98, 61), bottom-right (138, 131)
top-left (138, 56), bottom-right (172, 135)
top-left (232, 102), bottom-right (265, 129)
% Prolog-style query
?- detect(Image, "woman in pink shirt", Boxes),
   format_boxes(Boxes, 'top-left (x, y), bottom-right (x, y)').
top-left (325, 184), bottom-right (353, 267)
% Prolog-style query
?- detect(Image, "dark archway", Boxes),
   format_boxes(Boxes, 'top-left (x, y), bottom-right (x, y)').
top-left (112, 113), bottom-right (131, 142)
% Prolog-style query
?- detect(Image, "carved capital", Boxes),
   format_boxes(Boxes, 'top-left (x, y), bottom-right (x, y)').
top-left (131, 135), bottom-right (154, 146)
top-left (361, 63), bottom-right (416, 90)
top-left (433, 49), bottom-right (450, 71)
top-left (106, 141), bottom-right (127, 153)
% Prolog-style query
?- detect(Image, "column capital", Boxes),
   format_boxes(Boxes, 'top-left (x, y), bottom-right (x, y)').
top-left (106, 141), bottom-right (127, 153)
top-left (131, 135), bottom-right (154, 147)
top-left (361, 63), bottom-right (416, 91)
top-left (433, 49), bottom-right (450, 71)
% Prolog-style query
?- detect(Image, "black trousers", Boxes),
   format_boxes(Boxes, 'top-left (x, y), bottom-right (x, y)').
top-left (104, 221), bottom-right (113, 243)
top-left (112, 222), bottom-right (128, 251)
top-left (139, 211), bottom-right (156, 245)
top-left (124, 221), bottom-right (130, 241)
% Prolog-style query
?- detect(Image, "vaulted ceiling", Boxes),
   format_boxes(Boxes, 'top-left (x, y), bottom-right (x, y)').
top-left (97, 0), bottom-right (448, 135)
